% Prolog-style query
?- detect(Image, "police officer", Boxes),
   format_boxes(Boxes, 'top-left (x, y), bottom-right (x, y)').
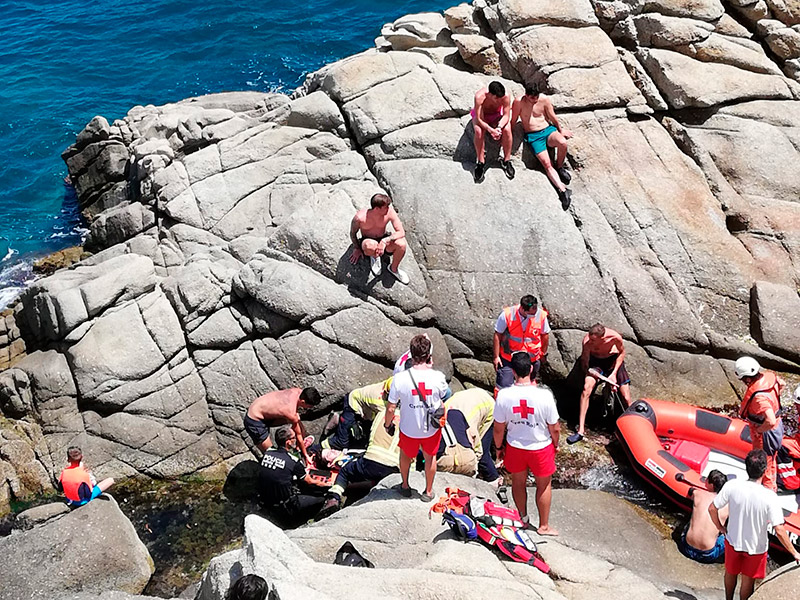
top-left (258, 427), bottom-right (328, 526)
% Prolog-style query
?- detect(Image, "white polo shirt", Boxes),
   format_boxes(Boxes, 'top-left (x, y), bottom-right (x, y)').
top-left (494, 384), bottom-right (559, 451)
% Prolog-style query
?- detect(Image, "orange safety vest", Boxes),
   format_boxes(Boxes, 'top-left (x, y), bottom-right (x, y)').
top-left (59, 464), bottom-right (93, 503)
top-left (499, 305), bottom-right (548, 362)
top-left (740, 371), bottom-right (783, 423)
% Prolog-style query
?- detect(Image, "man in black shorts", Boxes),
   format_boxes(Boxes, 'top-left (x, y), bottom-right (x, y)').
top-left (569, 323), bottom-right (632, 444)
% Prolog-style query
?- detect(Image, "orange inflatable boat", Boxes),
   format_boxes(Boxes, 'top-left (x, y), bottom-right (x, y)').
top-left (616, 398), bottom-right (800, 554)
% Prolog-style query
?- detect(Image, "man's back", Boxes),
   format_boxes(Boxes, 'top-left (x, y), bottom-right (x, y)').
top-left (248, 389), bottom-right (298, 423)
top-left (714, 478), bottom-right (783, 554)
top-left (389, 366), bottom-right (448, 438)
top-left (258, 448), bottom-right (303, 505)
top-left (495, 384), bottom-right (559, 450)
top-left (687, 489), bottom-right (725, 550)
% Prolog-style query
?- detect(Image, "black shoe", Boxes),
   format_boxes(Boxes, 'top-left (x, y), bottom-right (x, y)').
top-left (474, 162), bottom-right (486, 183)
top-left (501, 160), bottom-right (515, 180)
top-left (556, 165), bottom-right (571, 185)
top-left (319, 496), bottom-right (341, 517)
top-left (559, 188), bottom-right (572, 211)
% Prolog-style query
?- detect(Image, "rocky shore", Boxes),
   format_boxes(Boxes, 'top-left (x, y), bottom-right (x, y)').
top-left (1, 0), bottom-right (800, 597)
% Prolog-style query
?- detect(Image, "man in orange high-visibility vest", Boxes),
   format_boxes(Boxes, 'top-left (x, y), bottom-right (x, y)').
top-left (493, 295), bottom-right (550, 392)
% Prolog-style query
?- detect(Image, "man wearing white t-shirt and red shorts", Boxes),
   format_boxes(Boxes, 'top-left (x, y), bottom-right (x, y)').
top-left (494, 352), bottom-right (560, 535)
top-left (385, 334), bottom-right (451, 501)
top-left (709, 449), bottom-right (800, 600)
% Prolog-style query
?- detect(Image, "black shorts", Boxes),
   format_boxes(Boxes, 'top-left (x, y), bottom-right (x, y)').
top-left (243, 413), bottom-right (278, 445)
top-left (359, 233), bottom-right (391, 252)
top-left (588, 355), bottom-right (630, 386)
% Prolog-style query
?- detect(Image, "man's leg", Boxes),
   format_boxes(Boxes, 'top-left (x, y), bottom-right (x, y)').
top-left (619, 383), bottom-right (632, 408)
top-left (738, 575), bottom-right (755, 600)
top-left (534, 475), bottom-right (558, 535)
top-left (422, 451), bottom-right (437, 496)
top-left (724, 572), bottom-right (738, 600)
top-left (325, 402), bottom-right (357, 451)
top-left (385, 238), bottom-right (407, 272)
top-left (510, 470), bottom-right (528, 521)
top-left (501, 123), bottom-right (513, 162)
top-left (763, 452), bottom-right (778, 491)
top-left (577, 375), bottom-right (598, 436)
top-left (257, 435), bottom-right (273, 453)
top-left (473, 123), bottom-right (486, 163)
top-left (478, 427), bottom-right (500, 482)
top-left (547, 130), bottom-right (569, 168)
top-left (290, 494), bottom-right (327, 524)
top-left (399, 451), bottom-right (413, 491)
top-left (98, 478), bottom-right (115, 493)
top-left (535, 150), bottom-right (566, 192)
top-left (495, 358), bottom-right (515, 392)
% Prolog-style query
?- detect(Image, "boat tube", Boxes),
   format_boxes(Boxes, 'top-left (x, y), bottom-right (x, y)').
top-left (616, 398), bottom-right (800, 553)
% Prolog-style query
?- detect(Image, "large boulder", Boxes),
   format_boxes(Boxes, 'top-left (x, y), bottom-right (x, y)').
top-left (0, 496), bottom-right (154, 598)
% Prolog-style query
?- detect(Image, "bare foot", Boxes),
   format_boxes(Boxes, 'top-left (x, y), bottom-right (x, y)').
top-left (536, 525), bottom-right (559, 537)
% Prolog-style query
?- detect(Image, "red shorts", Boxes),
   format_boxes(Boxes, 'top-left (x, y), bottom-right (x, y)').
top-left (724, 540), bottom-right (767, 579)
top-left (504, 442), bottom-right (556, 477)
top-left (399, 430), bottom-right (442, 458)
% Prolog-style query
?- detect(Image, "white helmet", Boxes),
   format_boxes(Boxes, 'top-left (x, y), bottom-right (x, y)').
top-left (794, 384), bottom-right (800, 404)
top-left (734, 356), bottom-right (761, 379)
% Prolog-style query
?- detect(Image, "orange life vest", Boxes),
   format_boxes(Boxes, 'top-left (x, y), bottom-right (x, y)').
top-left (59, 464), bottom-right (92, 503)
top-left (740, 371), bottom-right (782, 422)
top-left (499, 305), bottom-right (548, 362)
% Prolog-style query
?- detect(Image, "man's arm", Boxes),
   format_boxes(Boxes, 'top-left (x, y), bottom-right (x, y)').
top-left (291, 419), bottom-right (311, 465)
top-left (774, 524), bottom-right (800, 562)
top-left (755, 407), bottom-right (778, 433)
top-left (493, 331), bottom-right (503, 370)
top-left (385, 207), bottom-right (406, 243)
top-left (510, 97), bottom-right (521, 128)
top-left (548, 422), bottom-right (560, 450)
top-left (708, 503), bottom-right (727, 535)
top-left (349, 213), bottom-right (363, 263)
top-left (541, 332), bottom-right (550, 359)
top-left (493, 421), bottom-right (507, 454)
top-left (544, 97), bottom-right (573, 139)
top-left (580, 339), bottom-right (591, 373)
top-left (497, 94), bottom-right (512, 129)
top-left (474, 91), bottom-right (491, 132)
top-left (384, 401), bottom-right (397, 430)
top-left (302, 472), bottom-right (329, 488)
top-left (610, 336), bottom-right (626, 378)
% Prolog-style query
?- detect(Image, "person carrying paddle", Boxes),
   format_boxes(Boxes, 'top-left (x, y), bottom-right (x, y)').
top-left (569, 323), bottom-right (632, 444)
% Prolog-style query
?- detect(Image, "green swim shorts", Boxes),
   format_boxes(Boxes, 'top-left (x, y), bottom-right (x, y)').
top-left (525, 125), bottom-right (558, 155)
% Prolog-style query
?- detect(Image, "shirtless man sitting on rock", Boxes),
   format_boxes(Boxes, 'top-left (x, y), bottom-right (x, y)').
top-left (679, 469), bottom-right (728, 563)
top-left (472, 80), bottom-right (515, 184)
top-left (244, 387), bottom-right (321, 465)
top-left (511, 82), bottom-right (573, 210)
top-left (349, 193), bottom-right (409, 285)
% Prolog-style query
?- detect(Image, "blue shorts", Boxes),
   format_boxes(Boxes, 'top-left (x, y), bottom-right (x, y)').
top-left (525, 125), bottom-right (558, 155)
top-left (678, 527), bottom-right (725, 563)
top-left (68, 485), bottom-right (103, 507)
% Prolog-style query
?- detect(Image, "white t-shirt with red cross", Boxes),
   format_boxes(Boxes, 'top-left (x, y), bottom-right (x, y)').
top-left (388, 366), bottom-right (449, 439)
top-left (494, 384), bottom-right (559, 451)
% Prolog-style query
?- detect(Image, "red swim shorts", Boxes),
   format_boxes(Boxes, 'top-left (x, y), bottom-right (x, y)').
top-left (399, 430), bottom-right (442, 458)
top-left (504, 442), bottom-right (556, 477)
top-left (724, 540), bottom-right (767, 579)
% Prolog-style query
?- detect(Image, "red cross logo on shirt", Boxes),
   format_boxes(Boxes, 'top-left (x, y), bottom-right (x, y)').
top-left (412, 382), bottom-right (433, 400)
top-left (513, 399), bottom-right (534, 419)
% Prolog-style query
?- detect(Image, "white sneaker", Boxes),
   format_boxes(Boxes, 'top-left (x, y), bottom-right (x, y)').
top-left (388, 266), bottom-right (409, 285)
top-left (370, 256), bottom-right (382, 276)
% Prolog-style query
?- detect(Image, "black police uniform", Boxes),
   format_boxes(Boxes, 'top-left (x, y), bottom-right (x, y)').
top-left (258, 447), bottom-right (324, 527)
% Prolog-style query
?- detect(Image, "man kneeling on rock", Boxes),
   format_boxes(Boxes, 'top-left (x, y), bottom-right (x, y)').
top-left (511, 82), bottom-right (573, 210)
top-left (59, 446), bottom-right (115, 508)
top-left (471, 80), bottom-right (515, 183)
top-left (258, 427), bottom-right (329, 527)
top-left (349, 192), bottom-right (409, 284)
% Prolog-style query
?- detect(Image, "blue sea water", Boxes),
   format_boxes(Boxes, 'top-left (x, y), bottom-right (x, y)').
top-left (0, 0), bottom-right (454, 307)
